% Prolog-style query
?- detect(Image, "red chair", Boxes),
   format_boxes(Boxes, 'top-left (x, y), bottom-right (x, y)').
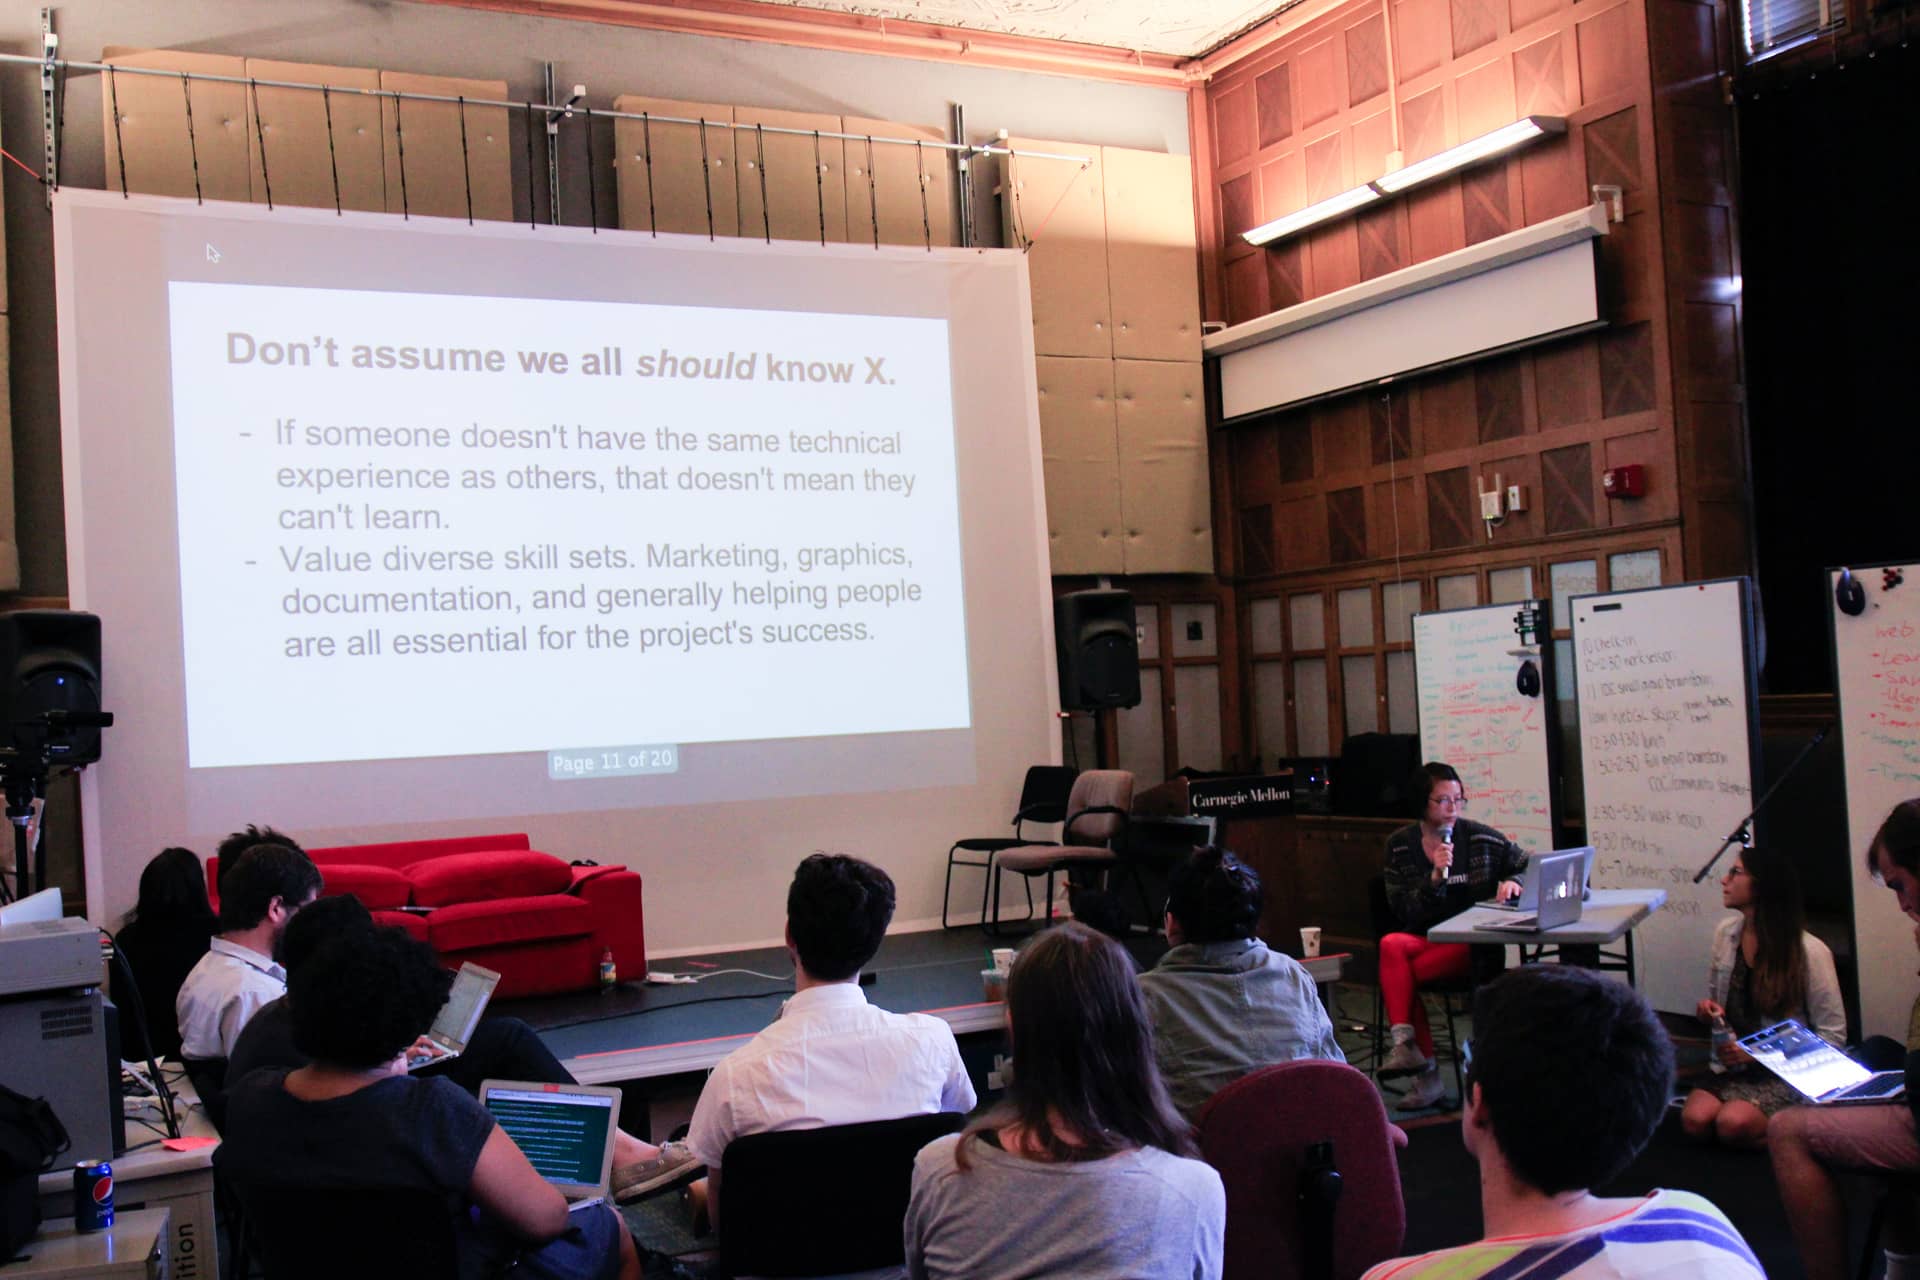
top-left (1195, 1060), bottom-right (1409, 1280)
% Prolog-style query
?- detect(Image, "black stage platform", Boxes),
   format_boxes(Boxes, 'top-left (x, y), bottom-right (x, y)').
top-left (495, 926), bottom-right (1347, 1086)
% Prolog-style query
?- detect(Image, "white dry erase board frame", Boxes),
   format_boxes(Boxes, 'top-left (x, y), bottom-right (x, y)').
top-left (1827, 562), bottom-right (1920, 1041)
top-left (1571, 578), bottom-right (1760, 1014)
top-left (1413, 599), bottom-right (1557, 855)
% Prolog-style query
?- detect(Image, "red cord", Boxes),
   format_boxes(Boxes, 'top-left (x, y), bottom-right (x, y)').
top-left (0, 147), bottom-right (45, 183)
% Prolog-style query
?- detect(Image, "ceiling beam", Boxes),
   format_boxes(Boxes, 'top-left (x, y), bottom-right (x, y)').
top-left (410, 0), bottom-right (1197, 88)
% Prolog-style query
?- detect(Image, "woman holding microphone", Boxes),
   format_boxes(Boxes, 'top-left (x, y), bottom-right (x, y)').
top-left (1378, 762), bottom-right (1527, 1110)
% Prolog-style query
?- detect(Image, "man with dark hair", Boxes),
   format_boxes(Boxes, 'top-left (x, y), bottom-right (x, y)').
top-left (1137, 846), bottom-right (1343, 1117)
top-left (677, 853), bottom-right (976, 1225)
top-left (175, 836), bottom-right (323, 1060)
top-left (1363, 966), bottom-right (1762, 1279)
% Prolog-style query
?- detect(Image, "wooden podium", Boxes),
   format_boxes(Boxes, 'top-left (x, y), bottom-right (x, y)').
top-left (1135, 772), bottom-right (1304, 952)
top-left (1135, 772), bottom-right (1393, 968)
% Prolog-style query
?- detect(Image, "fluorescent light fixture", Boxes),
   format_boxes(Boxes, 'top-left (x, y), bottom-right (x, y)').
top-left (1372, 116), bottom-right (1567, 193)
top-left (1238, 116), bottom-right (1568, 247)
top-left (1241, 183), bottom-right (1381, 246)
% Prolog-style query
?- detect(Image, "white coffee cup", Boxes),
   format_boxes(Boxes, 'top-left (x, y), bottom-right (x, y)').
top-left (1300, 926), bottom-right (1322, 958)
top-left (990, 947), bottom-right (1017, 974)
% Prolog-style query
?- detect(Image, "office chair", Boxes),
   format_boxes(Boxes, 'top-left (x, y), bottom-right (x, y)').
top-left (990, 770), bottom-right (1136, 936)
top-left (717, 1112), bottom-right (965, 1277)
top-left (1196, 1060), bottom-right (1408, 1280)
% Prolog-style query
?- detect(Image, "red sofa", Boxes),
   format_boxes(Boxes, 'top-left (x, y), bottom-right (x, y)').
top-left (206, 833), bottom-right (645, 999)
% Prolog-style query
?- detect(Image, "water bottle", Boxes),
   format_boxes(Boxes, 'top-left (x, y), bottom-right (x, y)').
top-left (598, 946), bottom-right (618, 994)
top-left (1709, 1014), bottom-right (1734, 1074)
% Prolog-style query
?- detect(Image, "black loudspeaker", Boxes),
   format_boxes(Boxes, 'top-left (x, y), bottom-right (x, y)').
top-left (0, 611), bottom-right (105, 766)
top-left (1054, 590), bottom-right (1141, 711)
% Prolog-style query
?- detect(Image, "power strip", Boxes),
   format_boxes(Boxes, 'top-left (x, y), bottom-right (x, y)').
top-left (645, 971), bottom-right (698, 985)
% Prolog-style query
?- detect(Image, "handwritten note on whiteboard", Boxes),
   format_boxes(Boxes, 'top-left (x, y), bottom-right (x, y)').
top-left (1414, 601), bottom-right (1554, 854)
top-left (1573, 579), bottom-right (1757, 1015)
top-left (1830, 564), bottom-right (1920, 1040)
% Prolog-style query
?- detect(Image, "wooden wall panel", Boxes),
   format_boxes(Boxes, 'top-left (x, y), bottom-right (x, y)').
top-left (842, 117), bottom-right (953, 248)
top-left (1035, 356), bottom-right (1123, 574)
top-left (734, 107), bottom-right (846, 244)
top-left (1004, 138), bottom-right (1111, 359)
top-left (378, 72), bottom-right (512, 222)
top-left (1103, 149), bottom-right (1203, 363)
top-left (101, 50), bottom-right (251, 202)
top-left (1116, 360), bottom-right (1213, 573)
top-left (611, 95), bottom-right (739, 238)
top-left (245, 61), bottom-right (384, 213)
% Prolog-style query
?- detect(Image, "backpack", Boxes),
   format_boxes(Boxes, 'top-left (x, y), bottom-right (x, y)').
top-left (0, 1082), bottom-right (71, 1258)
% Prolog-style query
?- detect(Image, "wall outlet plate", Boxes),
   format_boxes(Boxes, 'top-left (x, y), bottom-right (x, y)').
top-left (1506, 484), bottom-right (1526, 512)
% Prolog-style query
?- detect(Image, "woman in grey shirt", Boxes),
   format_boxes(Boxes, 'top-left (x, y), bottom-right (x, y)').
top-left (904, 923), bottom-right (1225, 1280)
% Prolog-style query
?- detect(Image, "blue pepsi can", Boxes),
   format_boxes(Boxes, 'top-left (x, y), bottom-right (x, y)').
top-left (73, 1160), bottom-right (113, 1231)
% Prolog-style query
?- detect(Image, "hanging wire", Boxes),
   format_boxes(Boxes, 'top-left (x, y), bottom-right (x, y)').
top-left (754, 122), bottom-right (770, 243)
top-left (813, 129), bottom-right (826, 246)
top-left (179, 72), bottom-right (204, 205)
top-left (393, 90), bottom-right (411, 218)
top-left (640, 111), bottom-right (658, 236)
top-left (249, 79), bottom-right (273, 210)
top-left (107, 66), bottom-right (128, 198)
top-left (697, 117), bottom-right (716, 240)
top-left (864, 135), bottom-right (879, 249)
top-left (456, 95), bottom-right (474, 225)
top-left (321, 85), bottom-right (342, 214)
top-left (523, 102), bottom-right (538, 229)
top-left (582, 105), bottom-right (599, 233)
top-left (916, 139), bottom-right (932, 251)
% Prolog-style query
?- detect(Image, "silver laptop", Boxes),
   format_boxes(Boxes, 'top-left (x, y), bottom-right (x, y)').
top-left (1739, 1020), bottom-right (1908, 1106)
top-left (1476, 849), bottom-right (1585, 933)
top-left (480, 1080), bottom-right (624, 1202)
top-left (1485, 846), bottom-right (1595, 911)
top-left (408, 962), bottom-right (501, 1071)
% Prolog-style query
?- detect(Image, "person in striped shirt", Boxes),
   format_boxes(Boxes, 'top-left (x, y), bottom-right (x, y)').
top-left (1364, 965), bottom-right (1763, 1280)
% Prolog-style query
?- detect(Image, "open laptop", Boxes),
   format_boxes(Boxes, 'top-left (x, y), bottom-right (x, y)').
top-left (1484, 846), bottom-right (1595, 911)
top-left (1475, 849), bottom-right (1585, 933)
top-left (407, 962), bottom-right (502, 1071)
top-left (480, 1080), bottom-right (624, 1203)
top-left (1738, 1020), bottom-right (1908, 1106)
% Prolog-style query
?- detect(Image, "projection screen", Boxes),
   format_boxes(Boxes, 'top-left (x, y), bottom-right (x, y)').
top-left (55, 189), bottom-right (1058, 950)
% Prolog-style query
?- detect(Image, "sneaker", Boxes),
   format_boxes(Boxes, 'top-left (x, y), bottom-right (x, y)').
top-left (1378, 1040), bottom-right (1428, 1076)
top-left (1395, 1068), bottom-right (1448, 1112)
top-left (612, 1141), bottom-right (705, 1203)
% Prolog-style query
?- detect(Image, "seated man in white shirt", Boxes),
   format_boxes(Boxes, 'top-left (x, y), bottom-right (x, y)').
top-left (639, 854), bottom-right (977, 1227)
top-left (175, 829), bottom-right (322, 1063)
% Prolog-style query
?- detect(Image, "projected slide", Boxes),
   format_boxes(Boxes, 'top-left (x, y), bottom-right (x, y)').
top-left (167, 283), bottom-right (967, 769)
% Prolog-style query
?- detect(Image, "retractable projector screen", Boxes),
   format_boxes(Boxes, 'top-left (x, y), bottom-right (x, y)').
top-left (56, 190), bottom-right (1058, 948)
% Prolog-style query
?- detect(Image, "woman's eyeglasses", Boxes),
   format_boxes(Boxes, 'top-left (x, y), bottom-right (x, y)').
top-left (1431, 796), bottom-right (1469, 810)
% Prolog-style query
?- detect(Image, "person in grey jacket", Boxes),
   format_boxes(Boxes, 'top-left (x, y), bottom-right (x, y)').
top-left (1138, 846), bottom-right (1345, 1118)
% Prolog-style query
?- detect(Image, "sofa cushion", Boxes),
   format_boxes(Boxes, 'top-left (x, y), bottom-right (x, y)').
top-left (404, 850), bottom-right (572, 907)
top-left (310, 833), bottom-right (532, 873)
top-left (372, 909), bottom-right (430, 941)
top-left (425, 895), bottom-right (594, 954)
top-left (318, 863), bottom-right (412, 910)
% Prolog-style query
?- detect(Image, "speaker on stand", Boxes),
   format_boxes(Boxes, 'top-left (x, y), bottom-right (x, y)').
top-left (0, 610), bottom-right (112, 900)
top-left (1055, 590), bottom-right (1141, 771)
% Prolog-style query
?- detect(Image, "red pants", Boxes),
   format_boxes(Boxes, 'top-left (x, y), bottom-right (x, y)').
top-left (1379, 932), bottom-right (1471, 1056)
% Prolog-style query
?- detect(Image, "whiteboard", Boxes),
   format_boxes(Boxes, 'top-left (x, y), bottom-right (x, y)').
top-left (1829, 563), bottom-right (1920, 1040)
top-left (1572, 579), bottom-right (1758, 1014)
top-left (1413, 600), bottom-right (1555, 854)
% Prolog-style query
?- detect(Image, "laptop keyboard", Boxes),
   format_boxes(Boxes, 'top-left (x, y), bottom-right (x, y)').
top-left (1831, 1075), bottom-right (1905, 1102)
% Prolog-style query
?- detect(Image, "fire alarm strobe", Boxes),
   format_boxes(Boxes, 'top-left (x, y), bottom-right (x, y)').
top-left (1602, 464), bottom-right (1646, 498)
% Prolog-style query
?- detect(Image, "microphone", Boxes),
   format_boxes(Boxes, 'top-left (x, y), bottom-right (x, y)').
top-left (1439, 824), bottom-right (1454, 847)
